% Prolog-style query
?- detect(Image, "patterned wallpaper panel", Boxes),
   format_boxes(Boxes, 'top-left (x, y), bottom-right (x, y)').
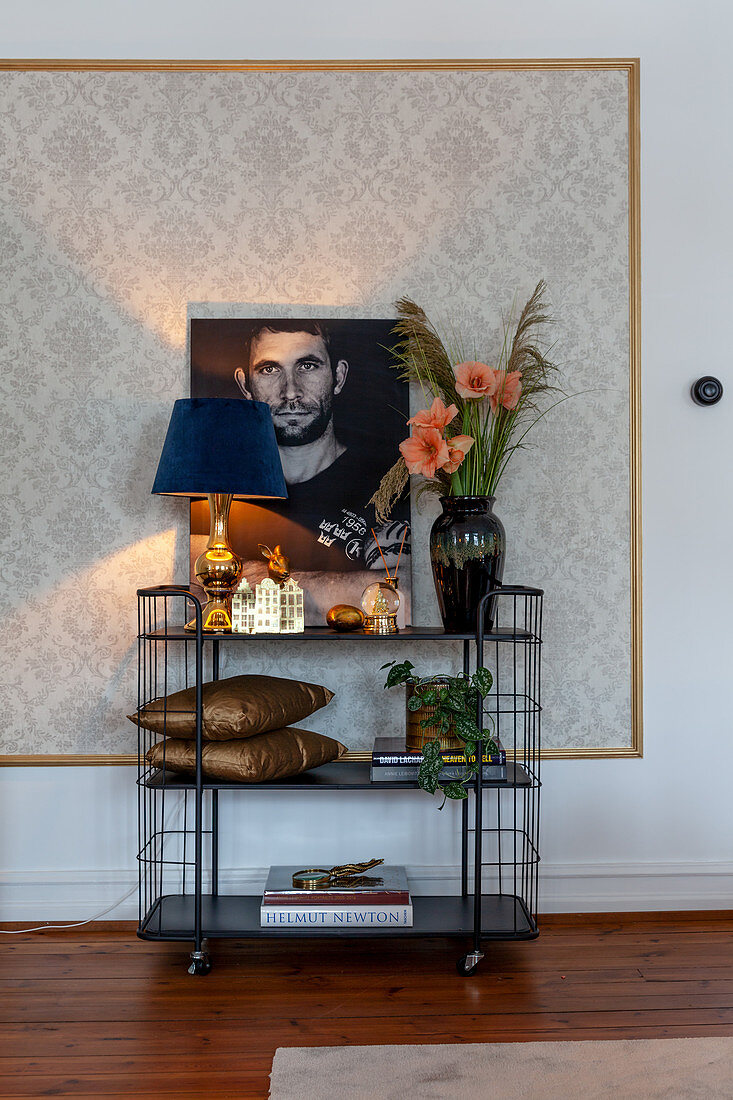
top-left (0, 68), bottom-right (632, 755)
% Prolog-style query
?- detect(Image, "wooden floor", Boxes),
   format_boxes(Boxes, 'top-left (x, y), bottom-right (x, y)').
top-left (2, 912), bottom-right (733, 1099)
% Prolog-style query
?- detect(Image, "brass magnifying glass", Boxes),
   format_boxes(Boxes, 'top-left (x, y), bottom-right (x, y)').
top-left (292, 859), bottom-right (384, 890)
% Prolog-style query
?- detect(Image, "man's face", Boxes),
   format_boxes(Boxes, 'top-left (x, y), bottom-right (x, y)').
top-left (244, 330), bottom-right (347, 447)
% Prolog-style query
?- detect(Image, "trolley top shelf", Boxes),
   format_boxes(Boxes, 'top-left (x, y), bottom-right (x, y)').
top-left (137, 585), bottom-right (543, 644)
top-left (139, 625), bottom-right (535, 642)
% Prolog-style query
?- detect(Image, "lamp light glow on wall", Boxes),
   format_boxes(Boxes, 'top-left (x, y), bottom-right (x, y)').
top-left (152, 398), bottom-right (287, 632)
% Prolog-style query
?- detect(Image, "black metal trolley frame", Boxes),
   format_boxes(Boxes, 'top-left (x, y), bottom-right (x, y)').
top-left (135, 584), bottom-right (542, 976)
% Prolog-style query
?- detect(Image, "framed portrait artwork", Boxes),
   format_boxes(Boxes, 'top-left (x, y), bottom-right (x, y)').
top-left (189, 317), bottom-right (412, 625)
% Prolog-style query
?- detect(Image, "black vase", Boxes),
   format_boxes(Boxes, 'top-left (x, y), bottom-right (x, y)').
top-left (429, 496), bottom-right (506, 633)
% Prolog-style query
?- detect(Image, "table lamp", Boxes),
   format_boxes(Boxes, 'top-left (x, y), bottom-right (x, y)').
top-left (152, 398), bottom-right (287, 632)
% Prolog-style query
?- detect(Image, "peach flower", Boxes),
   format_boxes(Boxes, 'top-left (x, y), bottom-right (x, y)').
top-left (454, 361), bottom-right (498, 401)
top-left (399, 426), bottom-right (450, 478)
top-left (408, 396), bottom-right (459, 431)
top-left (489, 370), bottom-right (523, 414)
top-left (443, 434), bottom-right (474, 474)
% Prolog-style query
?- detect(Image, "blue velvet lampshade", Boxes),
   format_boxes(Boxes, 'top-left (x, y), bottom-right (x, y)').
top-left (151, 398), bottom-right (287, 499)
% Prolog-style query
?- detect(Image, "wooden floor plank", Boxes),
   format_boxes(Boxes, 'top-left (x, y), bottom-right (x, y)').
top-left (6, 940), bottom-right (733, 969)
top-left (1, 1054), bottom-right (279, 1075)
top-left (6, 972), bottom-right (733, 1001)
top-left (3, 1008), bottom-right (733, 1055)
top-left (6, 999), bottom-right (733, 1025)
top-left (0, 1071), bottom-right (266, 1098)
top-left (6, 955), bottom-right (726, 981)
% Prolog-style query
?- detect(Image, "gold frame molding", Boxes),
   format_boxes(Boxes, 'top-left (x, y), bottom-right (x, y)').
top-left (0, 58), bottom-right (641, 765)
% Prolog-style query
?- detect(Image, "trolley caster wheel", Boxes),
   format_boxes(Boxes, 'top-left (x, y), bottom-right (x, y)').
top-left (456, 951), bottom-right (484, 977)
top-left (188, 951), bottom-right (212, 976)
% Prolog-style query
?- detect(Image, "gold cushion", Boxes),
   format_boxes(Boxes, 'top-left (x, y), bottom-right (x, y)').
top-left (129, 674), bottom-right (334, 741)
top-left (145, 727), bottom-right (346, 783)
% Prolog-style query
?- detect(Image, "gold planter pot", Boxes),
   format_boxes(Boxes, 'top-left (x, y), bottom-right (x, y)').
top-left (405, 681), bottom-right (464, 752)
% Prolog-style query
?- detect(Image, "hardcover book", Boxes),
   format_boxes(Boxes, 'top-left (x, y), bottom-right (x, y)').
top-left (371, 763), bottom-right (507, 783)
top-left (372, 736), bottom-right (506, 766)
top-left (262, 865), bottom-right (410, 906)
top-left (260, 905), bottom-right (413, 927)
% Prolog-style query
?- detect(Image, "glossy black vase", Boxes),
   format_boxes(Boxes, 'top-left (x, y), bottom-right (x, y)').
top-left (430, 496), bottom-right (506, 633)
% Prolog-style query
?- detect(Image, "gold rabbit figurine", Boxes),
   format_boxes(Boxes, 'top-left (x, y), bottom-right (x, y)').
top-left (259, 543), bottom-right (291, 585)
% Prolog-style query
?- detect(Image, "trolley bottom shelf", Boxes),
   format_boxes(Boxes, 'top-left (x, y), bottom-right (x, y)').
top-left (139, 893), bottom-right (538, 941)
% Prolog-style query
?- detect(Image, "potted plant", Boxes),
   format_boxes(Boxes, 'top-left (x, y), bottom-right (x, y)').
top-left (382, 660), bottom-right (496, 806)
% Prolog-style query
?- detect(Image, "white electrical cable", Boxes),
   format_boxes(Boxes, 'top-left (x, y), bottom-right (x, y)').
top-left (1, 793), bottom-right (186, 934)
top-left (0, 882), bottom-right (140, 934)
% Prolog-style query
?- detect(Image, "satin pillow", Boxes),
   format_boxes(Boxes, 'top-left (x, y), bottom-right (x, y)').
top-left (129, 674), bottom-right (334, 741)
top-left (145, 727), bottom-right (346, 783)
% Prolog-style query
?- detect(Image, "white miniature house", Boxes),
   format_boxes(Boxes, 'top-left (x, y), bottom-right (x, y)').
top-left (255, 578), bottom-right (281, 633)
top-left (279, 576), bottom-right (305, 633)
top-left (231, 575), bottom-right (305, 634)
top-left (231, 578), bottom-right (256, 633)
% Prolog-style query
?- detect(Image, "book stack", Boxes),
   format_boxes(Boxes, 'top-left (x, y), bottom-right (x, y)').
top-left (260, 865), bottom-right (413, 928)
top-left (371, 736), bottom-right (507, 783)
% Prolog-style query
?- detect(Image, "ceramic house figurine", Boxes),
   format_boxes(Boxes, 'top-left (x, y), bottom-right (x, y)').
top-left (279, 576), bottom-right (305, 633)
top-left (231, 570), bottom-right (305, 634)
top-left (231, 578), bottom-right (256, 633)
top-left (254, 578), bottom-right (281, 633)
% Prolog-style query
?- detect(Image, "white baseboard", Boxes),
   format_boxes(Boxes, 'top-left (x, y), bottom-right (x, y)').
top-left (539, 861), bottom-right (733, 912)
top-left (2, 862), bottom-right (733, 922)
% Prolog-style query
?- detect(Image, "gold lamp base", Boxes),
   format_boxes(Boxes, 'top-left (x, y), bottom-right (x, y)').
top-left (185, 493), bottom-right (243, 633)
top-left (186, 596), bottom-right (235, 634)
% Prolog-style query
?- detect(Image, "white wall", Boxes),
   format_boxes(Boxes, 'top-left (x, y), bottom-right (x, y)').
top-left (2, 0), bottom-right (732, 918)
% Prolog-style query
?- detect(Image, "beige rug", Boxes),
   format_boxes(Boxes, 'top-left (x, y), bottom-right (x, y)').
top-left (269, 1038), bottom-right (733, 1098)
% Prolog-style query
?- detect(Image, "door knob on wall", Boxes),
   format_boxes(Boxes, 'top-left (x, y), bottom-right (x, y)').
top-left (691, 376), bottom-right (724, 405)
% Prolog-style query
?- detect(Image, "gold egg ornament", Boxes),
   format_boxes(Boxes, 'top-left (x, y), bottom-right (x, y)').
top-left (326, 604), bottom-right (366, 632)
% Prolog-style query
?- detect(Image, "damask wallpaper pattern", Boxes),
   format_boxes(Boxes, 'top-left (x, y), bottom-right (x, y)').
top-left (0, 67), bottom-right (634, 756)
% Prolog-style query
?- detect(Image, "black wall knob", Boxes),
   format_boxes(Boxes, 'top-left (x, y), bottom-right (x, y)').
top-left (691, 376), bottom-right (724, 406)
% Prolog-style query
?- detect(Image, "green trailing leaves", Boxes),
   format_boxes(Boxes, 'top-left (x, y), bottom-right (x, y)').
top-left (453, 714), bottom-right (480, 742)
top-left (381, 660), bottom-right (415, 689)
top-left (445, 686), bottom-right (468, 712)
top-left (473, 667), bottom-right (494, 696)
top-left (442, 782), bottom-right (469, 802)
top-left (382, 663), bottom-right (498, 806)
top-left (418, 739), bottom-right (443, 795)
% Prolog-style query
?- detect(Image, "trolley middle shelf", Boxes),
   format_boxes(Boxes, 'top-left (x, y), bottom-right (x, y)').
top-left (140, 760), bottom-right (538, 791)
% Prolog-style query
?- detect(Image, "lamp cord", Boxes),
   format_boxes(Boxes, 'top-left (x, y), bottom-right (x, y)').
top-left (0, 883), bottom-right (140, 934)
